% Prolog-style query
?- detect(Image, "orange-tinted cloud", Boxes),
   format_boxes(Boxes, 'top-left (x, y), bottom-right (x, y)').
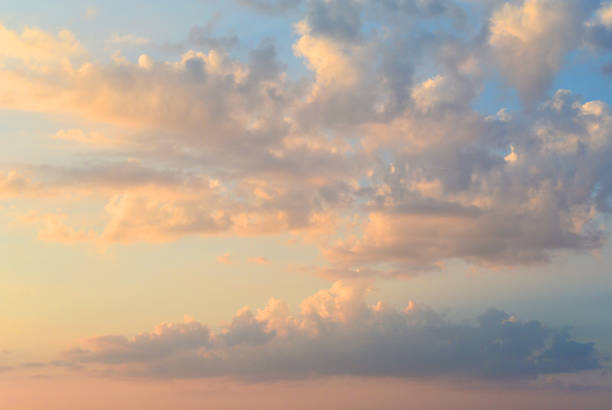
top-left (2, 3), bottom-right (612, 277)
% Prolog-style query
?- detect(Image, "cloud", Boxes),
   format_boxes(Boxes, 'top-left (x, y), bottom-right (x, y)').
top-left (488, 0), bottom-right (587, 105)
top-left (323, 90), bottom-right (612, 274)
top-left (5, 161), bottom-right (350, 246)
top-left (101, 193), bottom-right (233, 244)
top-left (0, 23), bottom-right (84, 71)
top-left (17, 212), bottom-right (97, 244)
top-left (66, 320), bottom-right (211, 364)
top-left (60, 281), bottom-right (602, 381)
top-left (411, 74), bottom-right (476, 113)
top-left (305, 0), bottom-right (363, 43)
top-left (1, 4), bottom-right (612, 277)
top-left (0, 40), bottom-right (278, 136)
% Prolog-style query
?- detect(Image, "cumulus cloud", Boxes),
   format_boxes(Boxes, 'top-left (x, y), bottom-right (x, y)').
top-left (1, 2), bottom-right (612, 277)
top-left (0, 24), bottom-right (84, 69)
top-left (60, 281), bottom-right (602, 381)
top-left (411, 74), bottom-right (476, 113)
top-left (328, 89), bottom-right (612, 274)
top-left (488, 0), bottom-right (587, 105)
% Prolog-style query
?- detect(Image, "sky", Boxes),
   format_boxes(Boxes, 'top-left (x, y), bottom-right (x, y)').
top-left (1, 0), bottom-right (612, 408)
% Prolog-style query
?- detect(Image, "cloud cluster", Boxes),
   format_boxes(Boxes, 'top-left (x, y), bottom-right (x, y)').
top-left (1, 1), bottom-right (612, 276)
top-left (61, 281), bottom-right (602, 381)
top-left (326, 89), bottom-right (612, 273)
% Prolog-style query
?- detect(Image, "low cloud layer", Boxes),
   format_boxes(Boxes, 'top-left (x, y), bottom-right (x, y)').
top-left (59, 282), bottom-right (602, 381)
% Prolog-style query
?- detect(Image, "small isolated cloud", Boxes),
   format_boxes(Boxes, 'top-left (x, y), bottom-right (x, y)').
top-left (248, 256), bottom-right (270, 264)
top-left (217, 253), bottom-right (232, 264)
top-left (59, 281), bottom-right (602, 381)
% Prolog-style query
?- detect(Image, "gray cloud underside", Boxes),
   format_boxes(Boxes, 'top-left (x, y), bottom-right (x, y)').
top-left (61, 283), bottom-right (603, 381)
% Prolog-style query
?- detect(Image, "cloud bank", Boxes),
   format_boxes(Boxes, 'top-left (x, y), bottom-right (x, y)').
top-left (60, 282), bottom-right (602, 381)
top-left (1, 0), bottom-right (612, 277)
